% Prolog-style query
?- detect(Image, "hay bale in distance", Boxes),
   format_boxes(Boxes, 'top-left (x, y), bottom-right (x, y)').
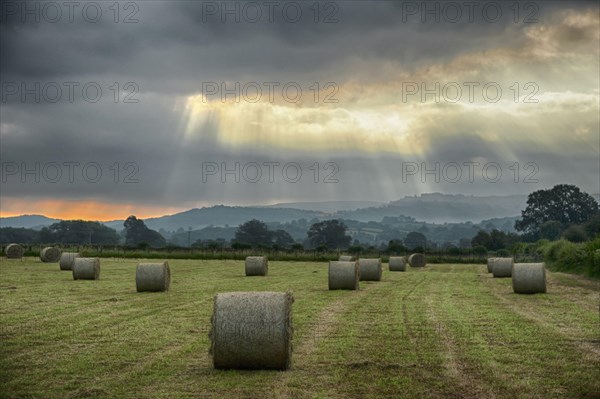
top-left (59, 252), bottom-right (80, 270)
top-left (245, 256), bottom-right (268, 276)
top-left (358, 258), bottom-right (382, 281)
top-left (5, 244), bottom-right (23, 259)
top-left (512, 263), bottom-right (547, 294)
top-left (487, 257), bottom-right (498, 273)
top-left (389, 256), bottom-right (407, 272)
top-left (40, 247), bottom-right (61, 263)
top-left (492, 257), bottom-right (513, 278)
top-left (210, 291), bottom-right (293, 370)
top-left (136, 262), bottom-right (171, 292)
top-left (328, 261), bottom-right (359, 290)
top-left (338, 255), bottom-right (355, 262)
top-left (72, 257), bottom-right (100, 280)
top-left (408, 253), bottom-right (426, 267)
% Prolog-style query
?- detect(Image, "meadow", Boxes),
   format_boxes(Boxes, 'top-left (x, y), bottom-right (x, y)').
top-left (0, 258), bottom-right (598, 399)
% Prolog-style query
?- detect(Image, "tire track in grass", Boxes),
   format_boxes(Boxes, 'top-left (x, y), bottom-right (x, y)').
top-left (481, 275), bottom-right (600, 358)
top-left (272, 282), bottom-right (384, 399)
top-left (425, 273), bottom-right (497, 399)
top-left (400, 275), bottom-right (427, 351)
top-left (272, 283), bottom-right (398, 399)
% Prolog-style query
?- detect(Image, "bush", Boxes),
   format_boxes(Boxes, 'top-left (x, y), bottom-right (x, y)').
top-left (562, 225), bottom-right (588, 243)
top-left (543, 238), bottom-right (600, 278)
top-left (496, 249), bottom-right (510, 257)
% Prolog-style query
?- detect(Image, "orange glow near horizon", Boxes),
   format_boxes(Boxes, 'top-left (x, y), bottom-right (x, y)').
top-left (0, 199), bottom-right (190, 222)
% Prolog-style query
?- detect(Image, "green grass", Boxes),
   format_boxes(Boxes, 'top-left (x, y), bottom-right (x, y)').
top-left (1, 258), bottom-right (598, 398)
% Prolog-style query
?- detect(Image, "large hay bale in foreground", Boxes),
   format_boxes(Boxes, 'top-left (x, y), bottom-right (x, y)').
top-left (136, 262), bottom-right (170, 292)
top-left (40, 247), bottom-right (61, 263)
top-left (210, 291), bottom-right (293, 370)
top-left (487, 257), bottom-right (498, 273)
top-left (358, 258), bottom-right (382, 281)
top-left (72, 258), bottom-right (100, 280)
top-left (59, 252), bottom-right (80, 271)
top-left (329, 261), bottom-right (359, 290)
top-left (245, 256), bottom-right (268, 276)
top-left (492, 257), bottom-right (513, 278)
top-left (338, 255), bottom-right (355, 262)
top-left (389, 256), bottom-right (407, 272)
top-left (5, 244), bottom-right (23, 259)
top-left (408, 253), bottom-right (426, 267)
top-left (512, 263), bottom-right (547, 294)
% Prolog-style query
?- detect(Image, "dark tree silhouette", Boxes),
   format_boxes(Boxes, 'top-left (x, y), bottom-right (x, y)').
top-left (515, 184), bottom-right (598, 235)
top-left (124, 215), bottom-right (166, 248)
top-left (307, 220), bottom-right (351, 249)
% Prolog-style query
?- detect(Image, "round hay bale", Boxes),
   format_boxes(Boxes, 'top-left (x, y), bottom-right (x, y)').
top-left (72, 257), bottom-right (100, 280)
top-left (59, 252), bottom-right (80, 271)
top-left (136, 262), bottom-right (170, 292)
top-left (5, 244), bottom-right (23, 259)
top-left (491, 257), bottom-right (513, 278)
top-left (328, 261), bottom-right (359, 290)
top-left (389, 256), bottom-right (407, 272)
top-left (408, 253), bottom-right (426, 267)
top-left (358, 258), bottom-right (382, 281)
top-left (487, 257), bottom-right (498, 273)
top-left (338, 255), bottom-right (355, 262)
top-left (40, 247), bottom-right (61, 263)
top-left (512, 263), bottom-right (547, 294)
top-left (210, 291), bottom-right (293, 370)
top-left (245, 256), bottom-right (268, 276)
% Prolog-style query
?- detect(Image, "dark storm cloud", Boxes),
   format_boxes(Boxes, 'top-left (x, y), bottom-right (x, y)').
top-left (0, 1), bottom-right (598, 212)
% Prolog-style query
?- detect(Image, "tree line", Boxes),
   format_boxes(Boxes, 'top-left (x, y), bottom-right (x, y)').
top-left (2, 185), bottom-right (598, 253)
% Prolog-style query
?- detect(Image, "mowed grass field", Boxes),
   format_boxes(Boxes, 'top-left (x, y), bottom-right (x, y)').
top-left (1, 259), bottom-right (598, 399)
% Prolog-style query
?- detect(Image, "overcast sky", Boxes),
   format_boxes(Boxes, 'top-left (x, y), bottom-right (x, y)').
top-left (1, 0), bottom-right (598, 220)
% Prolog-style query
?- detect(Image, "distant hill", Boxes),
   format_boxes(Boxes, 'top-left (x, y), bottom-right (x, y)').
top-left (4, 193), bottom-right (598, 233)
top-left (103, 205), bottom-right (324, 232)
top-left (0, 215), bottom-right (60, 230)
top-left (265, 201), bottom-right (384, 214)
top-left (336, 194), bottom-right (530, 223)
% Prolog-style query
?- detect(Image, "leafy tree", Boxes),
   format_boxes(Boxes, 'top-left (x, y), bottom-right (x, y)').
top-left (348, 245), bottom-right (364, 255)
top-left (515, 185), bottom-right (599, 235)
top-left (562, 225), bottom-right (588, 243)
top-left (404, 232), bottom-right (427, 250)
top-left (124, 216), bottom-right (166, 248)
top-left (271, 229), bottom-right (295, 249)
top-left (539, 221), bottom-right (564, 240)
top-left (306, 220), bottom-right (351, 249)
top-left (584, 211), bottom-right (600, 238)
top-left (40, 220), bottom-right (120, 245)
top-left (471, 230), bottom-right (491, 249)
top-left (386, 239), bottom-right (406, 254)
top-left (234, 219), bottom-right (272, 247)
top-left (0, 227), bottom-right (40, 244)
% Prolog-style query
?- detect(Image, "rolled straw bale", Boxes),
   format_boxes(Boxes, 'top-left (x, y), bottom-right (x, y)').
top-left (136, 262), bottom-right (171, 292)
top-left (5, 244), bottom-right (23, 259)
top-left (72, 257), bottom-right (100, 280)
top-left (338, 255), bottom-right (355, 262)
top-left (512, 263), bottom-right (547, 294)
top-left (487, 257), bottom-right (498, 273)
top-left (245, 256), bottom-right (268, 276)
top-left (59, 252), bottom-right (80, 271)
top-left (328, 261), bottom-right (359, 290)
top-left (358, 258), bottom-right (382, 281)
top-left (492, 257), bottom-right (513, 278)
top-left (40, 247), bottom-right (61, 263)
top-left (210, 291), bottom-right (293, 370)
top-left (389, 256), bottom-right (407, 272)
top-left (408, 253), bottom-right (426, 267)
